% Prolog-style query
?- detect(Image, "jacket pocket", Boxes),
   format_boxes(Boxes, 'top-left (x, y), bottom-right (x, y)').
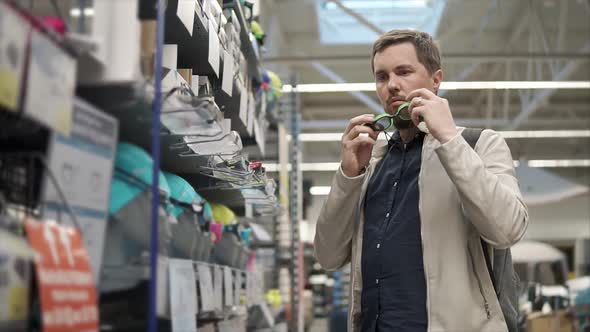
top-left (468, 244), bottom-right (492, 319)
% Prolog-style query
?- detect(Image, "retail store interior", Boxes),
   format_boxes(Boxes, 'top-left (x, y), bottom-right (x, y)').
top-left (0, 0), bottom-right (589, 331)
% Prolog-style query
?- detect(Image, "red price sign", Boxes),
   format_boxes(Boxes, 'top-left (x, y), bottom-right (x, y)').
top-left (25, 217), bottom-right (99, 332)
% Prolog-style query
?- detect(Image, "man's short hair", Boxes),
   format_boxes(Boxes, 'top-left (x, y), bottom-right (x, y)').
top-left (371, 29), bottom-right (441, 75)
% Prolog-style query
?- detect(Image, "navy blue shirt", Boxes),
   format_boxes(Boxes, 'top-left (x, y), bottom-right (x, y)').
top-left (361, 131), bottom-right (427, 332)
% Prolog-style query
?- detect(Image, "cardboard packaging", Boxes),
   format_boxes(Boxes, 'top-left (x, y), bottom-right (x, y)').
top-left (526, 310), bottom-right (576, 332)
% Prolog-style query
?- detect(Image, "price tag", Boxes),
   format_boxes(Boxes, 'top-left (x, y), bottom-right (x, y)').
top-left (247, 91), bottom-right (255, 136)
top-left (234, 272), bottom-right (242, 306)
top-left (213, 265), bottom-right (223, 310)
top-left (223, 266), bottom-right (233, 307)
top-left (196, 264), bottom-right (214, 311)
top-left (176, 0), bottom-right (195, 35)
top-left (207, 19), bottom-right (220, 77)
top-left (238, 82), bottom-right (247, 127)
top-left (169, 259), bottom-right (197, 332)
top-left (24, 218), bottom-right (99, 332)
top-left (221, 50), bottom-right (234, 96)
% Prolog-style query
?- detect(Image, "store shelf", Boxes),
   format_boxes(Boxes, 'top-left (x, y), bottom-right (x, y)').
top-left (164, 0), bottom-right (221, 77)
top-left (223, 0), bottom-right (262, 85)
top-left (0, 2), bottom-right (282, 331)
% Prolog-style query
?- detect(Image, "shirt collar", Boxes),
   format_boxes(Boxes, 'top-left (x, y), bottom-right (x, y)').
top-left (388, 129), bottom-right (425, 147)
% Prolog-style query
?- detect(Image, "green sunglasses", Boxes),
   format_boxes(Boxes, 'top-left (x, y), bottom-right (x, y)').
top-left (366, 102), bottom-right (412, 132)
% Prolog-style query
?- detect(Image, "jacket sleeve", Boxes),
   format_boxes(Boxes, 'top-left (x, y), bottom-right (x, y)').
top-left (435, 129), bottom-right (529, 249)
top-left (313, 165), bottom-right (366, 271)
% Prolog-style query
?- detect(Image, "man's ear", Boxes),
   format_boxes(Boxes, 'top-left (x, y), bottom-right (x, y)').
top-left (432, 69), bottom-right (443, 93)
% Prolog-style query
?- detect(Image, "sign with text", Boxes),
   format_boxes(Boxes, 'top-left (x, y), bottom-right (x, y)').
top-left (42, 99), bottom-right (118, 279)
top-left (24, 218), bottom-right (99, 332)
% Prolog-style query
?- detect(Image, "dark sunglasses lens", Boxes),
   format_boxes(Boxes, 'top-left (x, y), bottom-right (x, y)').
top-left (375, 117), bottom-right (391, 131)
top-left (397, 103), bottom-right (412, 120)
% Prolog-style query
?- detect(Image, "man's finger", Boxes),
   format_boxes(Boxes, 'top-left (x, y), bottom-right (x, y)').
top-left (344, 114), bottom-right (377, 135)
top-left (345, 124), bottom-right (378, 141)
top-left (407, 88), bottom-right (437, 102)
top-left (350, 134), bottom-right (376, 147)
top-left (410, 106), bottom-right (426, 127)
top-left (409, 96), bottom-right (431, 112)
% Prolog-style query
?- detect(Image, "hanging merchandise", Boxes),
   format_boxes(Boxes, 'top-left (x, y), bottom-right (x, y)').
top-left (250, 21), bottom-right (265, 45)
top-left (161, 93), bottom-right (225, 137)
top-left (164, 171), bottom-right (214, 261)
top-left (209, 203), bottom-right (250, 269)
top-left (211, 203), bottom-right (237, 225)
top-left (101, 142), bottom-right (173, 291)
top-left (24, 217), bottom-right (99, 332)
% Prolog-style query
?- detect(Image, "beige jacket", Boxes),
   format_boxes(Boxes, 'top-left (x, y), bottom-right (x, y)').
top-left (314, 128), bottom-right (528, 332)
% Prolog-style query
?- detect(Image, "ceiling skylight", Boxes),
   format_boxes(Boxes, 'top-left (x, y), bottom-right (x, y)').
top-left (317, 0), bottom-right (446, 44)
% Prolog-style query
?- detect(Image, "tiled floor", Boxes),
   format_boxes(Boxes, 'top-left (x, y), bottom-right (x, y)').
top-left (309, 318), bottom-right (328, 332)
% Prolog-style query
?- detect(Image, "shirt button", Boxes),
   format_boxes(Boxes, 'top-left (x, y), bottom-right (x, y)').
top-left (393, 181), bottom-right (398, 187)
top-left (376, 314), bottom-right (379, 320)
top-left (385, 212), bottom-right (390, 218)
top-left (376, 243), bottom-right (380, 249)
top-left (376, 279), bottom-right (379, 284)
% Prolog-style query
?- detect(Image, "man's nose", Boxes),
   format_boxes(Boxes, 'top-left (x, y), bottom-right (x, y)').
top-left (387, 76), bottom-right (401, 93)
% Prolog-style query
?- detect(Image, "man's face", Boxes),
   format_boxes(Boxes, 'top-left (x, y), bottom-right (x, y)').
top-left (373, 42), bottom-right (442, 115)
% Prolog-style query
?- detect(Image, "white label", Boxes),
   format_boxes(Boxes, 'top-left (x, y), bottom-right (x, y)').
top-left (24, 29), bottom-right (76, 135)
top-left (196, 264), bottom-right (214, 312)
top-left (247, 91), bottom-right (255, 136)
top-left (169, 259), bottom-right (197, 332)
top-left (213, 266), bottom-right (223, 310)
top-left (191, 75), bottom-right (199, 95)
top-left (234, 272), bottom-right (242, 306)
top-left (176, 0), bottom-right (196, 35)
top-left (157, 256), bottom-right (169, 317)
top-left (238, 82), bottom-right (248, 127)
top-left (207, 19), bottom-right (220, 77)
top-left (163, 44), bottom-right (178, 70)
top-left (223, 266), bottom-right (233, 307)
top-left (221, 50), bottom-right (234, 96)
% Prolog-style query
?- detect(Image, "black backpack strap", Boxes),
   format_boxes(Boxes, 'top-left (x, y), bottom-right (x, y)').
top-left (461, 128), bottom-right (484, 149)
top-left (460, 128), bottom-right (497, 291)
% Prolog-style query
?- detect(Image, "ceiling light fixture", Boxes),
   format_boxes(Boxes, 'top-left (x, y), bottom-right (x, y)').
top-left (291, 130), bottom-right (590, 142)
top-left (264, 159), bottom-right (590, 172)
top-left (70, 8), bottom-right (94, 17)
top-left (282, 81), bottom-right (590, 93)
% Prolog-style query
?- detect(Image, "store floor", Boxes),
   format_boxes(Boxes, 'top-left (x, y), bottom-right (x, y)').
top-left (309, 318), bottom-right (328, 332)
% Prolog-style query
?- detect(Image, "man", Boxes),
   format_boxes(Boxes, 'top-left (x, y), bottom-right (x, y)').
top-left (313, 29), bottom-right (528, 332)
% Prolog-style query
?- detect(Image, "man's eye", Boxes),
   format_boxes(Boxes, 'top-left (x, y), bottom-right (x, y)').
top-left (376, 74), bottom-right (387, 81)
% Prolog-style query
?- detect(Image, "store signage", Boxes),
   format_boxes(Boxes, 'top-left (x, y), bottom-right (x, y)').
top-left (0, 3), bottom-right (29, 111)
top-left (24, 217), bottom-right (99, 332)
top-left (24, 29), bottom-right (76, 136)
top-left (42, 99), bottom-right (118, 279)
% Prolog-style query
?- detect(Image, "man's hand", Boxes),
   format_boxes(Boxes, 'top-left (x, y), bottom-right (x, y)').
top-left (340, 114), bottom-right (379, 177)
top-left (407, 88), bottom-right (458, 143)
